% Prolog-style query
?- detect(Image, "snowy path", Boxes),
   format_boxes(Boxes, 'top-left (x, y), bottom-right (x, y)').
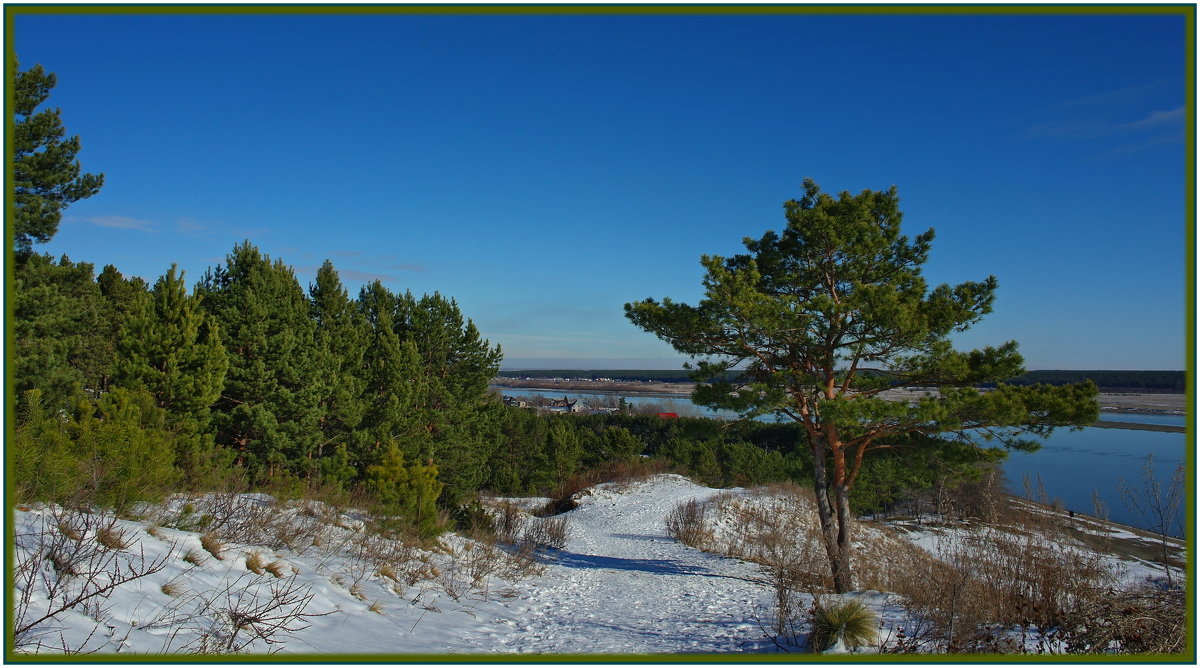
top-left (458, 476), bottom-right (776, 654)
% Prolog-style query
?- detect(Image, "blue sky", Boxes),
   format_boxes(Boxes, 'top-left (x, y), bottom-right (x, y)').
top-left (11, 9), bottom-right (1190, 370)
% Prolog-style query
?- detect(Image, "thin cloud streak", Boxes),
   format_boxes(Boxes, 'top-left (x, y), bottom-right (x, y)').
top-left (81, 215), bottom-right (157, 231)
top-left (1024, 106), bottom-right (1185, 140)
top-left (1050, 80), bottom-right (1174, 110)
top-left (293, 265), bottom-right (401, 283)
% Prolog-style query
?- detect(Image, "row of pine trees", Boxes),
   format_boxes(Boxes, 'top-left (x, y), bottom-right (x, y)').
top-left (14, 241), bottom-right (502, 536)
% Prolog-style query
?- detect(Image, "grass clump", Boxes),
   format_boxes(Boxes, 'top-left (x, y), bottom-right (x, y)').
top-left (199, 532), bottom-right (224, 560)
top-left (96, 525), bottom-right (131, 550)
top-left (244, 551), bottom-right (266, 574)
top-left (161, 580), bottom-right (186, 597)
top-left (183, 547), bottom-right (207, 566)
top-left (808, 598), bottom-right (878, 653)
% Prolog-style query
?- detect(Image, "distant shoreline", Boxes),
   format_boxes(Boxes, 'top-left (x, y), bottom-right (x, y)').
top-left (490, 378), bottom-right (1188, 423)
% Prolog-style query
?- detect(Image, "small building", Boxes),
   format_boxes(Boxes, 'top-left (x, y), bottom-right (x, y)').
top-left (546, 397), bottom-right (584, 413)
top-left (656, 412), bottom-right (679, 420)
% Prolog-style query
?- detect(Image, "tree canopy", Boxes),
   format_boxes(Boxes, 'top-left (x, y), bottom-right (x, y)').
top-left (626, 179), bottom-right (1099, 592)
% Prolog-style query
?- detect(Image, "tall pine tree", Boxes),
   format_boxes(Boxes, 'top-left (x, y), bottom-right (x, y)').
top-left (395, 291), bottom-right (503, 505)
top-left (13, 61), bottom-right (104, 253)
top-left (114, 264), bottom-right (228, 428)
top-left (357, 281), bottom-right (427, 467)
top-left (309, 260), bottom-right (370, 470)
top-left (196, 242), bottom-right (326, 480)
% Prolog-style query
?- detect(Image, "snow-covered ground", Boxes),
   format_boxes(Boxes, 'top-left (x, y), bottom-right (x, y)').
top-left (10, 474), bottom-right (1181, 657)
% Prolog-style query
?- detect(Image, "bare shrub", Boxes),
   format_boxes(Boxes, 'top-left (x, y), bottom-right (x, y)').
top-left (521, 516), bottom-right (569, 550)
top-left (500, 540), bottom-right (547, 580)
top-left (664, 498), bottom-right (712, 549)
top-left (14, 508), bottom-right (172, 652)
top-left (1119, 454), bottom-right (1185, 587)
top-left (1055, 584), bottom-right (1186, 655)
top-left (493, 501), bottom-right (526, 544)
top-left (707, 488), bottom-right (829, 592)
top-left (162, 573), bottom-right (329, 654)
top-left (890, 526), bottom-right (1118, 652)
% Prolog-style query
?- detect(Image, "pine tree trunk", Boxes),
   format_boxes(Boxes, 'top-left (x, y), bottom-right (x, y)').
top-left (810, 440), bottom-right (851, 592)
top-left (832, 482), bottom-right (854, 593)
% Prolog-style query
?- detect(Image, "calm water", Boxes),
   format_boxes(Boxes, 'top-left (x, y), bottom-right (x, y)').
top-left (494, 386), bottom-right (1189, 533)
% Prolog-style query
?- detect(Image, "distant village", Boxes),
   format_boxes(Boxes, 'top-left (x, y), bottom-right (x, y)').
top-left (501, 395), bottom-right (619, 415)
top-left (500, 394), bottom-right (678, 418)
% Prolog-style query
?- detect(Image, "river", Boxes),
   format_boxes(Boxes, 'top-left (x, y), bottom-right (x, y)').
top-left (493, 386), bottom-right (1188, 534)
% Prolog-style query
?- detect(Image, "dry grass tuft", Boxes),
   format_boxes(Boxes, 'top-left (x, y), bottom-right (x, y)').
top-left (96, 525), bottom-right (132, 550)
top-left (244, 551), bottom-right (266, 574)
top-left (160, 580), bottom-right (186, 597)
top-left (265, 560), bottom-right (288, 578)
top-left (378, 564), bottom-right (399, 582)
top-left (183, 547), bottom-right (207, 566)
top-left (57, 521), bottom-right (83, 542)
top-left (199, 532), bottom-right (224, 560)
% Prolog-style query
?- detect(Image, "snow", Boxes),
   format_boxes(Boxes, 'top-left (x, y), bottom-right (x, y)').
top-left (10, 473), bottom-right (1180, 658)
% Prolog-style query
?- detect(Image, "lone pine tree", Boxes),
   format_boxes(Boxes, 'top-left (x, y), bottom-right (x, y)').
top-left (13, 61), bottom-right (104, 253)
top-left (625, 179), bottom-right (1098, 593)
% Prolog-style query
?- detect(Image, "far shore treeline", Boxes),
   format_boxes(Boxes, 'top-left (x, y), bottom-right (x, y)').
top-left (497, 369), bottom-right (1186, 393)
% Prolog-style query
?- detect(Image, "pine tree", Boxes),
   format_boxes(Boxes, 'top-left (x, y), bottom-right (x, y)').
top-left (309, 261), bottom-right (369, 469)
top-left (13, 60), bottom-right (104, 253)
top-left (114, 264), bottom-right (228, 427)
top-left (13, 254), bottom-right (113, 408)
top-left (357, 281), bottom-right (427, 466)
top-left (97, 264), bottom-right (149, 392)
top-left (366, 443), bottom-right (444, 539)
top-left (542, 419), bottom-right (584, 493)
top-left (626, 179), bottom-right (1099, 592)
top-left (196, 242), bottom-right (326, 480)
top-left (397, 291), bottom-right (503, 504)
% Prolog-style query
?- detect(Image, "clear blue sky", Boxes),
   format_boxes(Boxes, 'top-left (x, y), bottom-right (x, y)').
top-left (12, 9), bottom-right (1190, 370)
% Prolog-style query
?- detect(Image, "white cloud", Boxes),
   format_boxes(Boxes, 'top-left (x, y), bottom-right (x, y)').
top-left (1119, 106), bottom-right (1185, 131)
top-left (82, 215), bottom-right (157, 231)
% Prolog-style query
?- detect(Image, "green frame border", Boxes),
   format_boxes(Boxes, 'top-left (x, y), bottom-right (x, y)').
top-left (4, 2), bottom-right (1195, 664)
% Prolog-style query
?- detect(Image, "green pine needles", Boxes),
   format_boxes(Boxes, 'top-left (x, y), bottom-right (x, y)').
top-left (807, 598), bottom-right (879, 653)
